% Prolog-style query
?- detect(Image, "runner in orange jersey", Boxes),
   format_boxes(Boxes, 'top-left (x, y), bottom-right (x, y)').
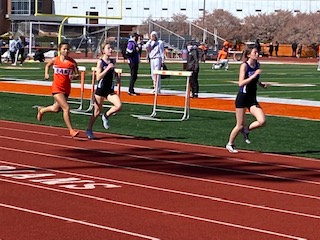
top-left (35, 42), bottom-right (80, 137)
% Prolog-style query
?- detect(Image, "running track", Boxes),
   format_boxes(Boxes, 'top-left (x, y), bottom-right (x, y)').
top-left (1, 120), bottom-right (320, 239)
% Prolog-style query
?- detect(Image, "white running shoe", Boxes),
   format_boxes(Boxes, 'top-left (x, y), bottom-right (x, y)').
top-left (226, 144), bottom-right (238, 153)
top-left (86, 130), bottom-right (95, 139)
top-left (102, 114), bottom-right (110, 129)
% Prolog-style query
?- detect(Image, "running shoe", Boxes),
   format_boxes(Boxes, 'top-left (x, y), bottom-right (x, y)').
top-left (33, 106), bottom-right (43, 121)
top-left (102, 114), bottom-right (110, 129)
top-left (70, 129), bottom-right (79, 138)
top-left (85, 130), bottom-right (95, 139)
top-left (226, 144), bottom-right (238, 153)
top-left (240, 128), bottom-right (251, 144)
top-left (128, 92), bottom-right (140, 96)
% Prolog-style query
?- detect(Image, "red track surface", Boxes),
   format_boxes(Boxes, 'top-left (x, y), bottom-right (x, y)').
top-left (1, 120), bottom-right (320, 239)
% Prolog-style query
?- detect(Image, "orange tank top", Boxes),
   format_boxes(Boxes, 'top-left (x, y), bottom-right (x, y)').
top-left (51, 56), bottom-right (75, 95)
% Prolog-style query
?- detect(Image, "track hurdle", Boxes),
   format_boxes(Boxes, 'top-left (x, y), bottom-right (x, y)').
top-left (70, 66), bottom-right (122, 115)
top-left (132, 70), bottom-right (192, 121)
top-left (68, 66), bottom-right (88, 113)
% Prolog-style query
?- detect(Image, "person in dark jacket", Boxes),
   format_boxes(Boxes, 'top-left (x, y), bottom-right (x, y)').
top-left (274, 41), bottom-right (279, 57)
top-left (186, 41), bottom-right (200, 98)
top-left (268, 42), bottom-right (274, 57)
top-left (126, 33), bottom-right (141, 95)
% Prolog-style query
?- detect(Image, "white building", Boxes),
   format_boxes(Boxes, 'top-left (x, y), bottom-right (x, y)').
top-left (49, 0), bottom-right (320, 25)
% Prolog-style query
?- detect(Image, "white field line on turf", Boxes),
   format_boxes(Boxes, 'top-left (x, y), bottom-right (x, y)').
top-left (1, 132), bottom-right (320, 187)
top-left (2, 79), bottom-right (320, 107)
top-left (1, 130), bottom-right (320, 200)
top-left (1, 158), bottom-right (320, 221)
top-left (1, 120), bottom-right (320, 163)
top-left (0, 179), bottom-right (307, 240)
top-left (0, 202), bottom-right (160, 240)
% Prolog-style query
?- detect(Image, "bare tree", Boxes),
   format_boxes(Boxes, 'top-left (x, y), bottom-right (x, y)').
top-left (139, 10), bottom-right (320, 51)
top-left (170, 13), bottom-right (189, 36)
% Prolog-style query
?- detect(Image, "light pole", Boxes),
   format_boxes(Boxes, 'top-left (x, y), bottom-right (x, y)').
top-left (105, 1), bottom-right (109, 39)
top-left (202, 0), bottom-right (206, 43)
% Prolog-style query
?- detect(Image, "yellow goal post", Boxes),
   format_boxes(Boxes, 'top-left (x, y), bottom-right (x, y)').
top-left (34, 0), bottom-right (123, 44)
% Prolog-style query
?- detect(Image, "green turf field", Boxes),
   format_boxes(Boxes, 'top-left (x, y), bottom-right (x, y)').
top-left (1, 61), bottom-right (320, 101)
top-left (0, 62), bottom-right (319, 159)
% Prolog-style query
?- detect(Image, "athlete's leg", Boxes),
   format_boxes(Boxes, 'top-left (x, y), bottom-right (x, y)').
top-left (227, 108), bottom-right (246, 145)
top-left (53, 93), bottom-right (74, 131)
top-left (106, 94), bottom-right (122, 117)
top-left (248, 105), bottom-right (266, 131)
top-left (87, 94), bottom-right (104, 131)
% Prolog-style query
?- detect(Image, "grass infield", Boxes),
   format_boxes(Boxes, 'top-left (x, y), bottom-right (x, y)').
top-left (0, 92), bottom-right (319, 159)
top-left (0, 61), bottom-right (319, 159)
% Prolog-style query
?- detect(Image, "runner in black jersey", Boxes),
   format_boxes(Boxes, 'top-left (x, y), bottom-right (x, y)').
top-left (226, 47), bottom-right (267, 153)
top-left (86, 42), bottom-right (122, 139)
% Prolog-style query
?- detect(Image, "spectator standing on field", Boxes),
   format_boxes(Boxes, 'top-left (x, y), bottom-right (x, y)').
top-left (145, 31), bottom-right (165, 94)
top-left (126, 32), bottom-right (141, 96)
top-left (0, 38), bottom-right (3, 64)
top-left (317, 44), bottom-right (320, 70)
top-left (268, 42), bottom-right (274, 57)
top-left (186, 41), bottom-right (200, 98)
top-left (14, 36), bottom-right (26, 66)
top-left (254, 39), bottom-right (261, 56)
top-left (9, 36), bottom-right (17, 65)
top-left (292, 41), bottom-right (298, 57)
top-left (274, 41), bottom-right (279, 57)
top-left (297, 44), bottom-right (302, 58)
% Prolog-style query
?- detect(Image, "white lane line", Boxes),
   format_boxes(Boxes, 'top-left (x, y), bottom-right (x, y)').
top-left (1, 124), bottom-right (320, 165)
top-left (1, 136), bottom-right (320, 202)
top-left (1, 121), bottom-right (319, 163)
top-left (0, 179), bottom-right (306, 240)
top-left (0, 203), bottom-right (160, 240)
top-left (2, 125), bottom-right (320, 181)
top-left (1, 134), bottom-right (320, 188)
top-left (2, 154), bottom-right (320, 221)
top-left (1, 147), bottom-right (319, 203)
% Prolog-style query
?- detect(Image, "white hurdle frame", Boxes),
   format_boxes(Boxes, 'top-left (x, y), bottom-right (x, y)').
top-left (132, 70), bottom-right (192, 121)
top-left (70, 66), bottom-right (122, 116)
top-left (69, 66), bottom-right (87, 112)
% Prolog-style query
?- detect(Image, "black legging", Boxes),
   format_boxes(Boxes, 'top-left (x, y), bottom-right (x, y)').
top-left (10, 51), bottom-right (16, 63)
top-left (128, 61), bottom-right (139, 93)
top-left (190, 68), bottom-right (199, 95)
top-left (18, 48), bottom-right (25, 64)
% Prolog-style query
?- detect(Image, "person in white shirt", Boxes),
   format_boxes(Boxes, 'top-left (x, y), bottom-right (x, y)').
top-left (9, 36), bottom-right (17, 64)
top-left (145, 31), bottom-right (165, 93)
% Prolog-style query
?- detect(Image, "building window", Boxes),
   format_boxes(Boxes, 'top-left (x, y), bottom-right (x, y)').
top-left (72, 6), bottom-right (78, 9)
top-left (181, 8), bottom-right (186, 11)
top-left (126, 7), bottom-right (131, 10)
top-left (12, 0), bottom-right (31, 15)
top-left (162, 8), bottom-right (168, 11)
top-left (144, 8), bottom-right (149, 10)
top-left (236, 9), bottom-right (242, 12)
top-left (255, 9), bottom-right (261, 12)
top-left (108, 7), bottom-right (113, 10)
